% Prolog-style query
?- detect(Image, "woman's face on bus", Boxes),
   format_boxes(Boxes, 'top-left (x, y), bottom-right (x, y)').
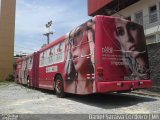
top-left (115, 19), bottom-right (145, 58)
top-left (71, 29), bottom-right (90, 71)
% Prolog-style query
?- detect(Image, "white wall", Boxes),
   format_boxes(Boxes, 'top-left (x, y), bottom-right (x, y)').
top-left (113, 0), bottom-right (160, 18)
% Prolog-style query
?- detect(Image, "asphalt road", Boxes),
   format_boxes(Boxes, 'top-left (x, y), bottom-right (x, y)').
top-left (0, 82), bottom-right (160, 114)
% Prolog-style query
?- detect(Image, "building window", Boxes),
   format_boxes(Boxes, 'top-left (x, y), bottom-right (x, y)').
top-left (135, 11), bottom-right (143, 25)
top-left (146, 35), bottom-right (156, 44)
top-left (149, 5), bottom-right (158, 23)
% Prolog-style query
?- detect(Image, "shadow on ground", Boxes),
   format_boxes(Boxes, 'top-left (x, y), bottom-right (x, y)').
top-left (30, 86), bottom-right (158, 110)
top-left (67, 93), bottom-right (157, 109)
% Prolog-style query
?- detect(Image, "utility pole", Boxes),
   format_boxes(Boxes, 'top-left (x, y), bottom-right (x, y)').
top-left (43, 21), bottom-right (53, 44)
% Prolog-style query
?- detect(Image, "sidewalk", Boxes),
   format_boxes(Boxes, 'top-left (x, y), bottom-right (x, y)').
top-left (132, 88), bottom-right (160, 97)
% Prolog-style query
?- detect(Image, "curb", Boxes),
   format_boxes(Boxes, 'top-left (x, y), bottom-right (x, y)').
top-left (131, 90), bottom-right (160, 97)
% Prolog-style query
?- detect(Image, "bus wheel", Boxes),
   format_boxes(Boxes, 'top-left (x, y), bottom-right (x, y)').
top-left (55, 76), bottom-right (66, 98)
top-left (27, 77), bottom-right (30, 87)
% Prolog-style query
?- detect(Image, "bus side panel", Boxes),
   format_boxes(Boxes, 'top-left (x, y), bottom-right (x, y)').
top-left (63, 19), bottom-right (96, 95)
top-left (35, 52), bottom-right (39, 88)
top-left (15, 59), bottom-right (22, 83)
top-left (30, 52), bottom-right (39, 88)
top-left (32, 53), bottom-right (37, 88)
top-left (38, 41), bottom-right (66, 90)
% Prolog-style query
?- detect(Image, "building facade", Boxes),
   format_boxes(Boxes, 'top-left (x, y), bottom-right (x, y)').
top-left (88, 0), bottom-right (160, 44)
top-left (0, 0), bottom-right (16, 80)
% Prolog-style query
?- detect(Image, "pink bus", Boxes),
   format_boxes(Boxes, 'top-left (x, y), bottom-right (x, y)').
top-left (15, 15), bottom-right (152, 97)
top-left (15, 54), bottom-right (34, 85)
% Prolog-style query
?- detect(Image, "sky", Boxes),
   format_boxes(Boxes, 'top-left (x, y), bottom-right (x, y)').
top-left (14, 0), bottom-right (91, 55)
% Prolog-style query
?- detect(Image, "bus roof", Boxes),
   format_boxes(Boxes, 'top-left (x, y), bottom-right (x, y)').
top-left (16, 54), bottom-right (33, 63)
top-left (38, 35), bottom-right (67, 53)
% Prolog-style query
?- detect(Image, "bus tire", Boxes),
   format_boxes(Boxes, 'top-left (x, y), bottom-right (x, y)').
top-left (55, 76), bottom-right (66, 98)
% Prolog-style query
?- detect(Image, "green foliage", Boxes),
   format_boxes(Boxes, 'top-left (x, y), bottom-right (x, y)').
top-left (5, 74), bottom-right (14, 82)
